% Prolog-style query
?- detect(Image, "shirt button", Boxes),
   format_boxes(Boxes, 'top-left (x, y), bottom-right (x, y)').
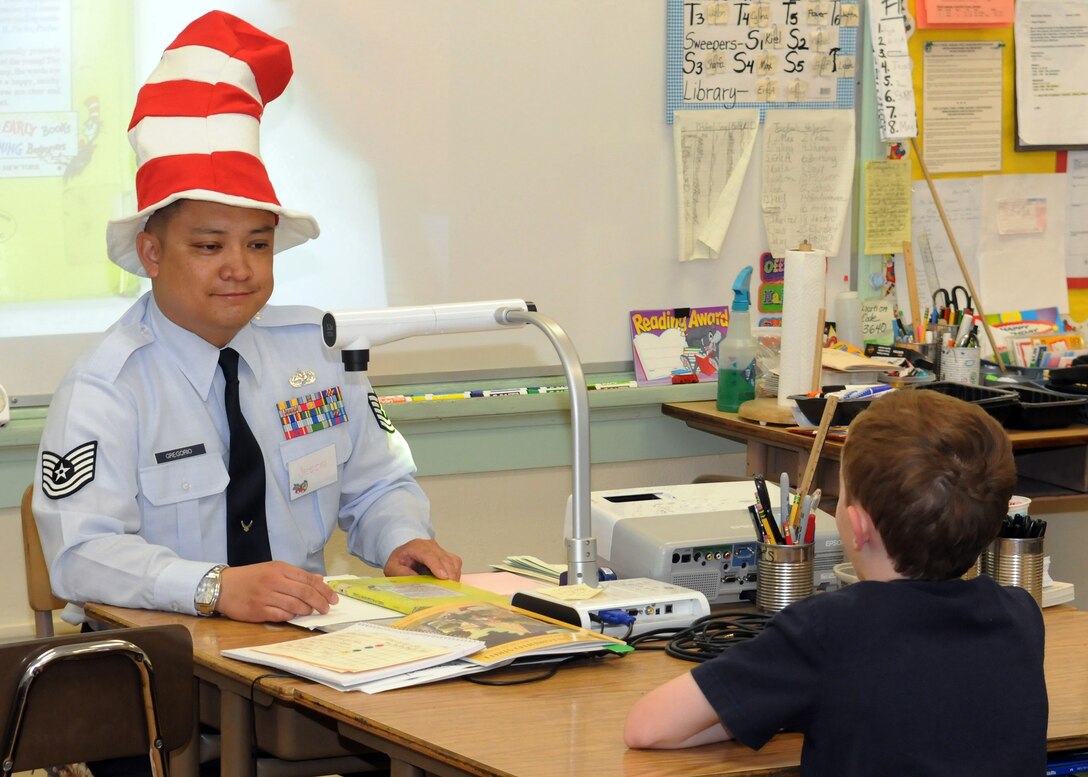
top-left (181, 482), bottom-right (191, 492)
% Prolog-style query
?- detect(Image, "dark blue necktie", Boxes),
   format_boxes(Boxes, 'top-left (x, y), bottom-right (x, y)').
top-left (218, 347), bottom-right (272, 565)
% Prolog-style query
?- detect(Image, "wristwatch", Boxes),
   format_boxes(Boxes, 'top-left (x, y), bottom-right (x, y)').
top-left (194, 564), bottom-right (227, 616)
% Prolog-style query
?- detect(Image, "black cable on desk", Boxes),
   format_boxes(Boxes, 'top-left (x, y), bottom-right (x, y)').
top-left (463, 650), bottom-right (625, 686)
top-left (627, 612), bottom-right (772, 662)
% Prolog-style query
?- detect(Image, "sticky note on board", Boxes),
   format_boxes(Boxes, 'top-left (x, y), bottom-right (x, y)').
top-left (861, 300), bottom-right (895, 346)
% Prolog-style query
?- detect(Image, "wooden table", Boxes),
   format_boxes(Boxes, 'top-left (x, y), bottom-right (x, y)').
top-left (86, 602), bottom-right (1088, 777)
top-left (663, 401), bottom-right (1088, 508)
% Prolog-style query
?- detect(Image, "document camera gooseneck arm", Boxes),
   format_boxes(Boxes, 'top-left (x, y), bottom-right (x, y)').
top-left (499, 307), bottom-right (598, 588)
top-left (321, 300), bottom-right (599, 588)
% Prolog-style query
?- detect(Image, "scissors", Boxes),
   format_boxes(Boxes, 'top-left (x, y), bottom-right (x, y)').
top-left (932, 285), bottom-right (972, 321)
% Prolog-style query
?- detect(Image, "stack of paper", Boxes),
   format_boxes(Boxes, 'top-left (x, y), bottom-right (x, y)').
top-left (1044, 581), bottom-right (1076, 608)
top-left (489, 555), bottom-right (566, 584)
top-left (223, 621), bottom-right (485, 691)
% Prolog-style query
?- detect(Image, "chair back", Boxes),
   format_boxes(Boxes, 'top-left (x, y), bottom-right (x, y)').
top-left (0, 624), bottom-right (194, 775)
top-left (20, 484), bottom-right (66, 637)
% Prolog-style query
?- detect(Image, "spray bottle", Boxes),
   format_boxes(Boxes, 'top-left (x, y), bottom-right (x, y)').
top-left (717, 266), bottom-right (757, 412)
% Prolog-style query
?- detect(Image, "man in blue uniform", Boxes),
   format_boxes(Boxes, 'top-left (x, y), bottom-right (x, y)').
top-left (34, 11), bottom-right (461, 626)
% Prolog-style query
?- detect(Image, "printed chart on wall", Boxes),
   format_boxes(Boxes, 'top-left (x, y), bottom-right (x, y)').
top-left (666, 0), bottom-right (859, 122)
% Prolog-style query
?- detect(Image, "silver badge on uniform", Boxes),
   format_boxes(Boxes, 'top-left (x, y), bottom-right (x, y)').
top-left (289, 369), bottom-right (317, 388)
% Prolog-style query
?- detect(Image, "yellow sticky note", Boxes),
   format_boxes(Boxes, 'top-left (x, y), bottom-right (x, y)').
top-left (535, 584), bottom-right (604, 602)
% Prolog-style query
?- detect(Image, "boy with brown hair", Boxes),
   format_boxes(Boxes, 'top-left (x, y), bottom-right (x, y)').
top-left (625, 389), bottom-right (1047, 776)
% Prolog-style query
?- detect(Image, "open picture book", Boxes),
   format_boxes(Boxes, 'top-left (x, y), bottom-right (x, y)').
top-left (224, 600), bottom-right (630, 693)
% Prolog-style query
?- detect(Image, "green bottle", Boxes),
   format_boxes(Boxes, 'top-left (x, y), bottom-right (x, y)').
top-left (717, 266), bottom-right (757, 413)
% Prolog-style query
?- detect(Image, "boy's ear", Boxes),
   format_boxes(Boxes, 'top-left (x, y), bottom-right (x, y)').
top-left (846, 503), bottom-right (877, 552)
top-left (135, 231), bottom-right (161, 279)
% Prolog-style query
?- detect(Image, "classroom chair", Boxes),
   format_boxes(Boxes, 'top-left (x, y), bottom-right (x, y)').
top-left (20, 483), bottom-right (66, 638)
top-left (0, 624), bottom-right (195, 776)
top-left (19, 483), bottom-right (389, 777)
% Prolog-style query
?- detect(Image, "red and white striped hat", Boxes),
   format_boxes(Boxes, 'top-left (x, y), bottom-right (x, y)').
top-left (106, 11), bottom-right (319, 276)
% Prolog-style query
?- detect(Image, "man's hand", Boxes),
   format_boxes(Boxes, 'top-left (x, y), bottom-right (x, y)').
top-left (216, 561), bottom-right (338, 622)
top-left (383, 539), bottom-right (462, 580)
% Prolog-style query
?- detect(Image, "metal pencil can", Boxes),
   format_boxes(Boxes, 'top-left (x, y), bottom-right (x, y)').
top-left (984, 536), bottom-right (1044, 607)
top-left (756, 542), bottom-right (814, 613)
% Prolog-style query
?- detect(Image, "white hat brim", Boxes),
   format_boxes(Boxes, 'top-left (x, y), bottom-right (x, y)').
top-left (106, 190), bottom-right (320, 277)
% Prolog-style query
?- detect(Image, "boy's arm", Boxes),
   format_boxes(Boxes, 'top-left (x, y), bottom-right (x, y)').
top-left (624, 672), bottom-right (734, 749)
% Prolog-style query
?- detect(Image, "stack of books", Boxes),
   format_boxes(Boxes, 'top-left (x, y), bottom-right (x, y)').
top-left (225, 576), bottom-right (628, 693)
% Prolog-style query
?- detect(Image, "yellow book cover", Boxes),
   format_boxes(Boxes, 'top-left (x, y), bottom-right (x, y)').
top-left (330, 575), bottom-right (508, 614)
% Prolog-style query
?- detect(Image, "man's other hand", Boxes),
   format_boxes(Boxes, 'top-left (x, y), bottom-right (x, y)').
top-left (383, 539), bottom-right (462, 580)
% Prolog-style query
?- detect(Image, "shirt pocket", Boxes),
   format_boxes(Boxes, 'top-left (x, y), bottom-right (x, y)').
top-left (277, 427), bottom-right (352, 552)
top-left (277, 426), bottom-right (352, 495)
top-left (138, 454), bottom-right (229, 558)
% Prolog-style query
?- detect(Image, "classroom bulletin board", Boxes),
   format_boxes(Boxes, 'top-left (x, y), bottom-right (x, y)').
top-left (870, 0), bottom-right (1087, 321)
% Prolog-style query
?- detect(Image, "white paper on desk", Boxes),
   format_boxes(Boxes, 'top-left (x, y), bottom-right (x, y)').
top-left (979, 174), bottom-right (1068, 313)
top-left (290, 575), bottom-right (400, 631)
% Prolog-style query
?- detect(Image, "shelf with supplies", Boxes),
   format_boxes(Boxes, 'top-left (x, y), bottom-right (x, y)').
top-left (661, 401), bottom-right (1088, 506)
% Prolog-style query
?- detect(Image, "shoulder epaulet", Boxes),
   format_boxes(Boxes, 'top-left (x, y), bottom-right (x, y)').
top-left (252, 305), bottom-right (322, 329)
top-left (75, 319), bottom-right (157, 383)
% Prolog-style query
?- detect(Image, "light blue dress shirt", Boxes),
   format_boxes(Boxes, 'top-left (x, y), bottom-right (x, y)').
top-left (34, 293), bottom-right (432, 620)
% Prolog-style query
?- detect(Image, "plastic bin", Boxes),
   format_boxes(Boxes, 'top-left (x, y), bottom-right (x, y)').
top-left (790, 393), bottom-right (874, 426)
top-left (913, 381), bottom-right (1019, 424)
top-left (1002, 384), bottom-right (1088, 430)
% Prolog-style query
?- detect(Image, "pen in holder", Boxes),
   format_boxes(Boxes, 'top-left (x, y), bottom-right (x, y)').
top-left (756, 541), bottom-right (814, 613)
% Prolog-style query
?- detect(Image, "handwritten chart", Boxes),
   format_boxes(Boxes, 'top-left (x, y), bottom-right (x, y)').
top-left (761, 109), bottom-right (856, 257)
top-left (666, 0), bottom-right (858, 122)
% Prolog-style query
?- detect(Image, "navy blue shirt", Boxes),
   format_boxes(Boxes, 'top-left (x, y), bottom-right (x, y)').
top-left (691, 576), bottom-right (1047, 776)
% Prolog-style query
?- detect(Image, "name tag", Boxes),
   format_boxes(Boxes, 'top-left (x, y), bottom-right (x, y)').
top-left (287, 444), bottom-right (337, 500)
top-left (154, 443), bottom-right (207, 464)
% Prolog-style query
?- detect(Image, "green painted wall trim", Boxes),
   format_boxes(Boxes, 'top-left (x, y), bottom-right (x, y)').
top-left (0, 377), bottom-right (742, 507)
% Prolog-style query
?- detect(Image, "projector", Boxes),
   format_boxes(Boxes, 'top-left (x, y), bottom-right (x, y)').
top-left (563, 481), bottom-right (844, 606)
top-left (511, 577), bottom-right (710, 638)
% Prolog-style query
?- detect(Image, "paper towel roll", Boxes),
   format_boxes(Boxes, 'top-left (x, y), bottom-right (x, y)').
top-left (778, 246), bottom-right (828, 406)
